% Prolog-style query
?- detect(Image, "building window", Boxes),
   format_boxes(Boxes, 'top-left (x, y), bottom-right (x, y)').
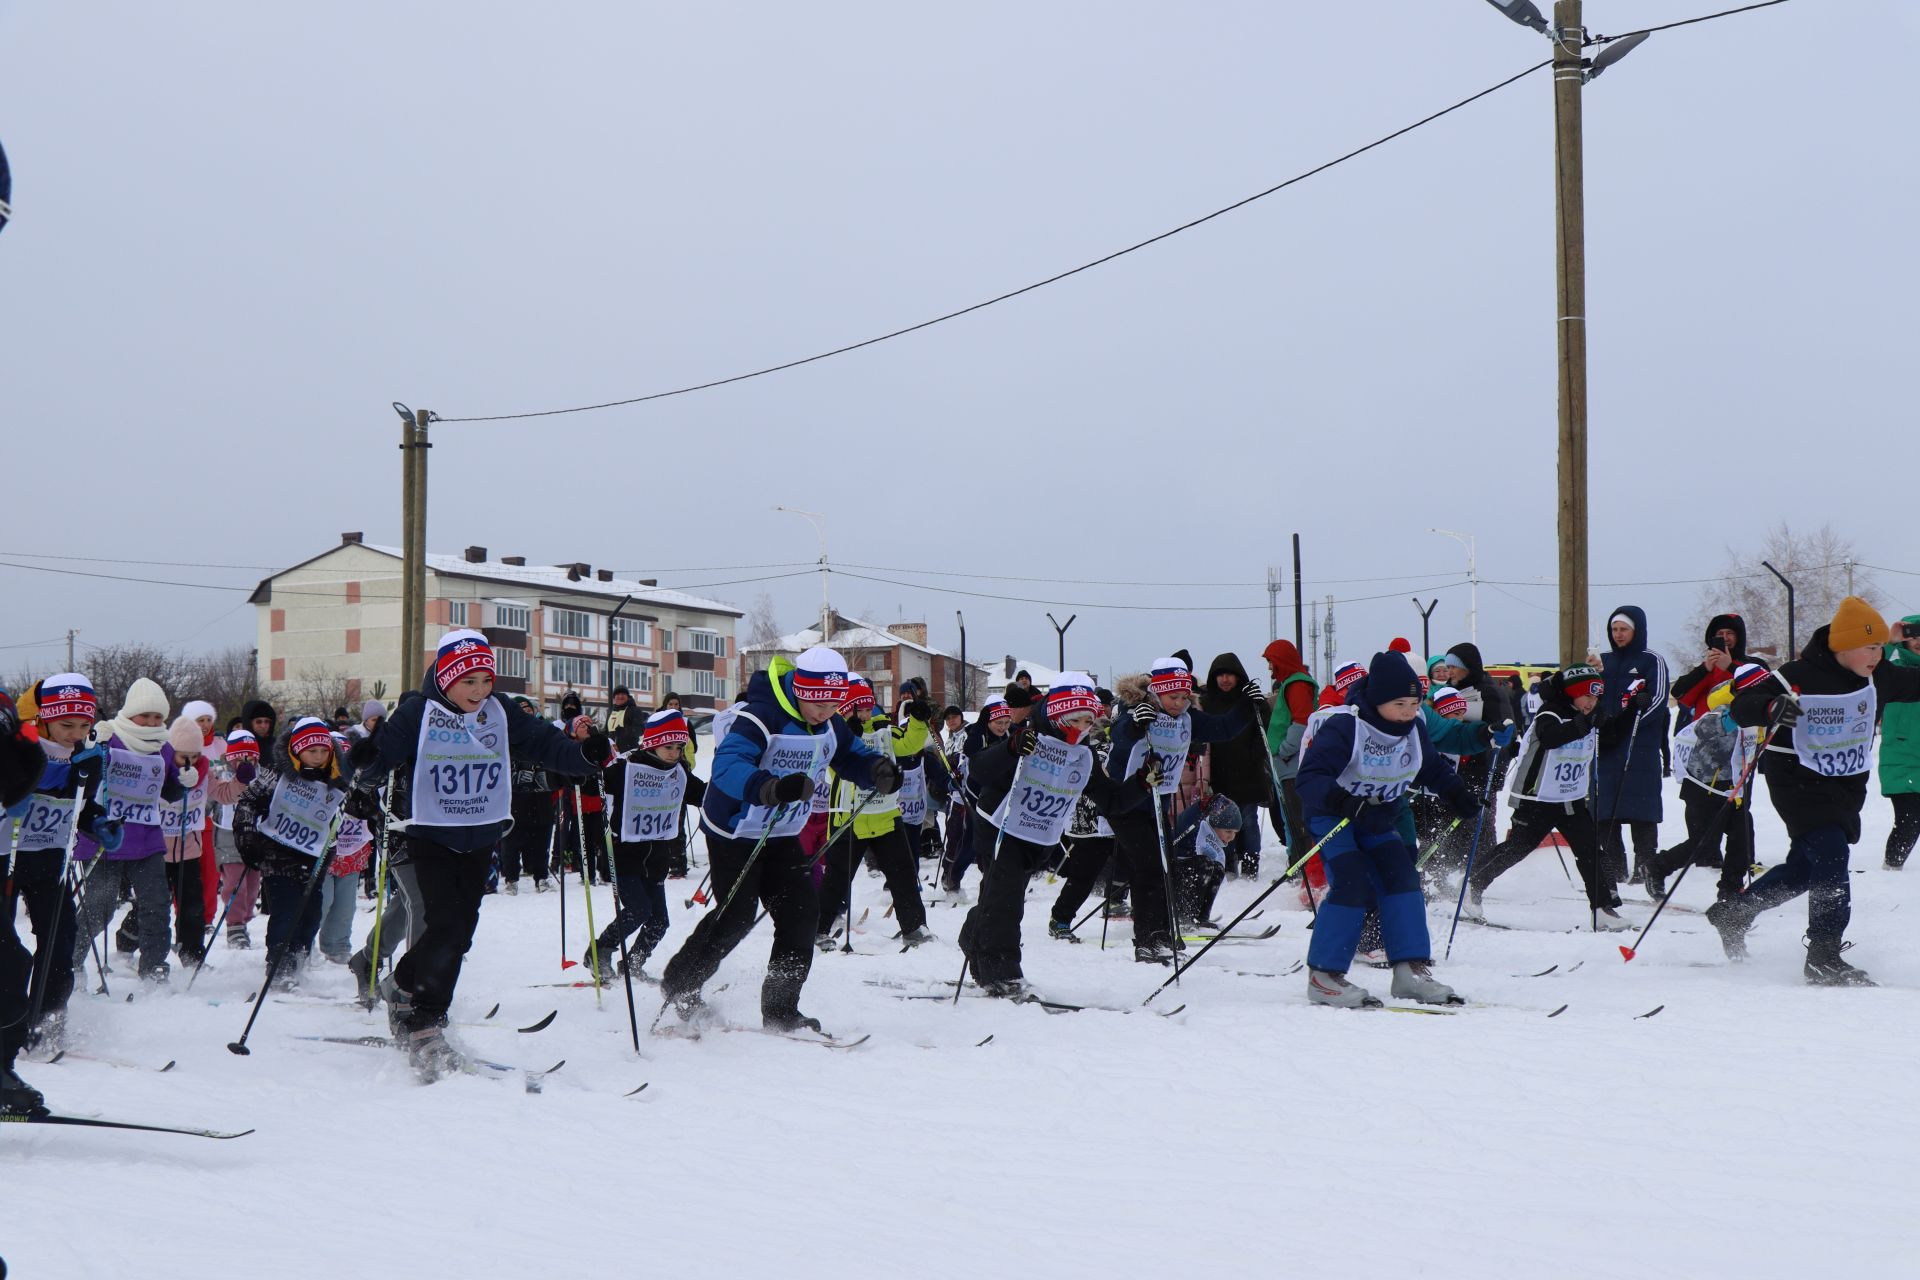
top-left (547, 654), bottom-right (596, 686)
top-left (497, 648), bottom-right (529, 679)
top-left (657, 628), bottom-right (672, 651)
top-left (714, 677), bottom-right (728, 701)
top-left (610, 617), bottom-right (650, 647)
top-left (611, 662), bottom-right (653, 693)
top-left (448, 600), bottom-right (469, 627)
top-left (494, 603), bottom-right (532, 632)
top-left (691, 669), bottom-right (719, 697)
top-left (270, 657), bottom-right (286, 681)
top-left (548, 608), bottom-right (594, 639)
top-left (685, 628), bottom-right (724, 655)
top-left (864, 652), bottom-right (888, 671)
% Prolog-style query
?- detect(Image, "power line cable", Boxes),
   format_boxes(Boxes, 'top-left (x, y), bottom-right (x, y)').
top-left (432, 59), bottom-right (1553, 424)
top-left (835, 568), bottom-right (1469, 613)
top-left (1587, 0), bottom-right (1790, 45)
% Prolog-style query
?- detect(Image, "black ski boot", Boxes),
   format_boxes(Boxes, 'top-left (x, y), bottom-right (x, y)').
top-left (1805, 942), bottom-right (1876, 987)
top-left (764, 1009), bottom-right (824, 1034)
top-left (1, 1066), bottom-right (46, 1116)
top-left (582, 945), bottom-right (615, 985)
top-left (1705, 898), bottom-right (1752, 961)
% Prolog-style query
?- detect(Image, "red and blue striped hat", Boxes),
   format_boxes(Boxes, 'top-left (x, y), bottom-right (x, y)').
top-left (1331, 661), bottom-right (1366, 693)
top-left (1147, 657), bottom-right (1192, 697)
top-left (844, 674), bottom-right (876, 712)
top-left (790, 645), bottom-right (851, 705)
top-left (1430, 686), bottom-right (1468, 718)
top-left (640, 709), bottom-right (691, 750)
top-left (433, 628), bottom-right (495, 691)
top-left (37, 673), bottom-right (97, 723)
top-left (225, 728), bottom-right (260, 760)
top-left (288, 716), bottom-right (333, 757)
top-left (1046, 671), bottom-right (1102, 721)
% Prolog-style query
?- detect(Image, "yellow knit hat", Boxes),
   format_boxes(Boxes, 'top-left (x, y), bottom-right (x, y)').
top-left (1828, 596), bottom-right (1888, 650)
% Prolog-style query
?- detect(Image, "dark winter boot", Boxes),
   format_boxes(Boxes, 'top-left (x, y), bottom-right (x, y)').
top-left (404, 1026), bottom-right (467, 1082)
top-left (1048, 918), bottom-right (1080, 943)
top-left (1134, 940), bottom-right (1175, 966)
top-left (380, 974), bottom-right (419, 1038)
top-left (582, 944), bottom-right (615, 985)
top-left (764, 1009), bottom-right (824, 1034)
top-left (1805, 942), bottom-right (1876, 987)
top-left (0, 1066), bottom-right (45, 1116)
top-left (899, 925), bottom-right (936, 949)
top-left (348, 950), bottom-right (374, 1002)
top-left (1704, 898), bottom-right (1752, 961)
top-left (980, 977), bottom-right (1032, 1000)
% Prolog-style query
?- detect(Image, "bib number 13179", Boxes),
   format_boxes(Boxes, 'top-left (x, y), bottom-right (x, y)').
top-left (429, 762), bottom-right (502, 795)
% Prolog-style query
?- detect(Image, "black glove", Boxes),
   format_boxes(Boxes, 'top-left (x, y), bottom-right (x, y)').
top-left (1770, 696), bottom-right (1802, 729)
top-left (580, 729), bottom-right (612, 764)
top-left (348, 732), bottom-right (381, 769)
top-left (343, 787), bottom-right (379, 820)
top-left (1128, 762), bottom-right (1159, 792)
top-left (759, 772), bottom-right (812, 807)
top-left (1450, 789), bottom-right (1483, 821)
top-left (241, 842), bottom-right (265, 871)
top-left (870, 758), bottom-right (902, 795)
top-left (906, 698), bottom-right (933, 723)
top-left (1339, 791), bottom-right (1372, 819)
top-left (1007, 724), bottom-right (1037, 758)
top-left (1628, 680), bottom-right (1653, 712)
top-left (1474, 722), bottom-right (1496, 750)
top-left (1129, 702), bottom-right (1157, 729)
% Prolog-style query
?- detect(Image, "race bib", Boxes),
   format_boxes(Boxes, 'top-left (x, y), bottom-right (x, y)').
top-left (990, 735), bottom-right (1095, 847)
top-left (102, 749), bottom-right (165, 827)
top-left (1124, 713), bottom-right (1193, 797)
top-left (898, 765), bottom-right (928, 826)
top-left (1793, 689), bottom-right (1876, 778)
top-left (158, 776), bottom-right (209, 840)
top-left (336, 817), bottom-right (373, 856)
top-left (732, 731), bottom-right (832, 839)
top-left (14, 793), bottom-right (77, 853)
top-left (1333, 718), bottom-right (1423, 804)
top-left (263, 775), bottom-right (343, 856)
top-left (622, 760), bottom-right (688, 843)
top-left (1531, 730), bottom-right (1597, 804)
top-left (410, 698), bottom-right (512, 827)
top-left (810, 771), bottom-right (833, 815)
top-left (857, 723), bottom-right (900, 817)
top-left (1673, 715), bottom-right (1755, 799)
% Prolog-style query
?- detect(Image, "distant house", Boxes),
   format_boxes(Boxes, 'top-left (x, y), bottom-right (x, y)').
top-left (994, 656), bottom-right (1061, 694)
top-left (739, 610), bottom-right (992, 711)
top-left (248, 534), bottom-right (743, 715)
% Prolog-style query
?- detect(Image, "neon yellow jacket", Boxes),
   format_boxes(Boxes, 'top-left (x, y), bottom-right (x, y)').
top-left (831, 710), bottom-right (930, 839)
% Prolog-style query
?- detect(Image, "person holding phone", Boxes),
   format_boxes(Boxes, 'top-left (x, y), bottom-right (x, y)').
top-left (1881, 615), bottom-right (1920, 870)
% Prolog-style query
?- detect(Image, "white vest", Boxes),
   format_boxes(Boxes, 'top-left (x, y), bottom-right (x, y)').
top-left (410, 697), bottom-right (513, 827)
top-left (262, 774), bottom-right (343, 856)
top-left (102, 749), bottom-right (165, 828)
top-left (1332, 717), bottom-right (1423, 805)
top-left (158, 774), bottom-right (210, 841)
top-left (731, 724), bottom-right (833, 839)
top-left (622, 760), bottom-right (689, 843)
top-left (1520, 725), bottom-right (1597, 805)
top-left (1124, 712), bottom-right (1192, 798)
top-left (988, 734), bottom-right (1096, 847)
top-left (1673, 713), bottom-right (1757, 799)
top-left (1790, 687), bottom-right (1876, 778)
top-left (14, 791), bottom-right (78, 854)
top-left (898, 765), bottom-right (928, 826)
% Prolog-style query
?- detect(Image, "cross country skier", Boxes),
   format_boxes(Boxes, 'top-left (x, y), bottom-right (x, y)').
top-left (1463, 665), bottom-right (1629, 930)
top-left (6, 676), bottom-right (121, 1060)
top-left (815, 675), bottom-right (934, 951)
top-left (959, 673), bottom-right (1154, 996)
top-left (347, 629), bottom-right (610, 1078)
top-left (1296, 650), bottom-right (1478, 1008)
top-left (1168, 795), bottom-right (1242, 931)
top-left (1046, 707), bottom-right (1123, 939)
top-left (1107, 657), bottom-right (1263, 964)
top-left (1707, 601), bottom-right (1920, 985)
top-left (942, 697), bottom-right (1013, 901)
top-left (658, 646), bottom-right (895, 1034)
top-left (1643, 663), bottom-right (1774, 902)
top-left (1884, 615), bottom-right (1920, 870)
top-left (503, 694), bottom-right (558, 895)
top-left (232, 717), bottom-right (350, 989)
top-left (587, 708), bottom-right (705, 982)
top-left (3, 688), bottom-right (58, 1113)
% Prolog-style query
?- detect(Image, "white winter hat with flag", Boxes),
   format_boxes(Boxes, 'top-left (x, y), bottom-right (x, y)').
top-left (1046, 672), bottom-right (1102, 721)
top-left (790, 645), bottom-right (851, 704)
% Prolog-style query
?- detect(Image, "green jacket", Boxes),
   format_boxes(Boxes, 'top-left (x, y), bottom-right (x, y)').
top-left (1881, 617), bottom-right (1920, 797)
top-left (1264, 672), bottom-right (1318, 779)
top-left (832, 710), bottom-right (930, 838)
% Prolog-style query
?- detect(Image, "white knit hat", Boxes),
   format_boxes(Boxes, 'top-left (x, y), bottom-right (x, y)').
top-left (121, 677), bottom-right (170, 721)
top-left (182, 699), bottom-right (216, 723)
top-left (168, 716), bottom-right (205, 754)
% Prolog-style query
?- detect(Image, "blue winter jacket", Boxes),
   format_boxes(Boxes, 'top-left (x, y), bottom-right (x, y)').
top-left (1298, 703), bottom-right (1469, 836)
top-left (1595, 603), bottom-right (1670, 824)
top-left (700, 659), bottom-right (881, 840)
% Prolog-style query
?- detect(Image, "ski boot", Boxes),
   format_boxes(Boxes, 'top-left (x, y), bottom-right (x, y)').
top-left (764, 1009), bottom-right (824, 1034)
top-left (669, 988), bottom-right (713, 1027)
top-left (535, 879), bottom-right (555, 894)
top-left (141, 961), bottom-right (172, 987)
top-left (1590, 907), bottom-right (1632, 933)
top-left (381, 974), bottom-right (418, 1038)
top-left (1134, 940), bottom-right (1175, 966)
top-left (348, 950), bottom-right (375, 1002)
top-left (899, 925), bottom-right (936, 950)
top-left (1805, 941), bottom-right (1876, 987)
top-left (1458, 885), bottom-right (1487, 923)
top-left (226, 924), bottom-right (252, 950)
top-left (582, 945), bottom-right (615, 985)
top-left (1391, 961), bottom-right (1463, 1005)
top-left (1307, 969), bottom-right (1381, 1008)
top-left (1705, 898), bottom-right (1752, 961)
top-left (22, 1010), bottom-right (68, 1060)
top-left (403, 1026), bottom-right (466, 1083)
top-left (979, 977), bottom-right (1032, 1000)
top-left (815, 914), bottom-right (846, 952)
top-left (502, 880), bottom-right (520, 896)
top-left (1, 1066), bottom-right (45, 1116)
top-left (1643, 867), bottom-right (1669, 902)
top-left (1047, 918), bottom-right (1080, 943)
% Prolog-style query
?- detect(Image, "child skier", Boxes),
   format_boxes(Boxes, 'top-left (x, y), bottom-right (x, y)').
top-left (959, 673), bottom-right (1153, 996)
top-left (1168, 795), bottom-right (1241, 931)
top-left (1107, 657), bottom-right (1262, 964)
top-left (347, 629), bottom-right (610, 1076)
top-left (588, 708), bottom-right (706, 981)
top-left (816, 676), bottom-right (934, 951)
top-left (234, 717), bottom-right (349, 988)
top-left (658, 646), bottom-right (895, 1033)
top-left (1710, 601), bottom-right (1920, 984)
top-left (1463, 665), bottom-right (1628, 930)
top-left (1643, 663), bottom-right (1774, 902)
top-left (1296, 650), bottom-right (1478, 1007)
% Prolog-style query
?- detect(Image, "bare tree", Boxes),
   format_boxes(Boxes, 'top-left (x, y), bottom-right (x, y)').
top-left (1689, 523), bottom-right (1880, 662)
top-left (745, 591), bottom-right (783, 649)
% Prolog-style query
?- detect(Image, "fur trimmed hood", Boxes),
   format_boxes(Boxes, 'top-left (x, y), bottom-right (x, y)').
top-left (1115, 673), bottom-right (1150, 706)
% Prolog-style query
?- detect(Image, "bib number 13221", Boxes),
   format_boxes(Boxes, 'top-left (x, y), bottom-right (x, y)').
top-left (429, 762), bottom-right (502, 795)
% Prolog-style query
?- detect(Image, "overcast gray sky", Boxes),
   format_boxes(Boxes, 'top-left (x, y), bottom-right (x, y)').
top-left (4, 1), bottom-right (1915, 689)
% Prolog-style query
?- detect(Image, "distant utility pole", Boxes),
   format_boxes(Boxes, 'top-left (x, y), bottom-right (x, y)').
top-left (394, 403), bottom-right (432, 692)
top-left (1266, 567), bottom-right (1281, 641)
top-left (1307, 611), bottom-right (1320, 684)
top-left (1322, 595), bottom-right (1337, 683)
top-left (1292, 535), bottom-right (1305, 653)
top-left (1046, 612), bottom-right (1076, 671)
top-left (1552, 0), bottom-right (1591, 669)
top-left (66, 629), bottom-right (77, 669)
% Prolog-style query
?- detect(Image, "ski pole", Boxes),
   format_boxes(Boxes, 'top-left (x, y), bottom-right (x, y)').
top-left (14, 776), bottom-right (87, 1036)
top-left (1602, 687), bottom-right (1646, 877)
top-left (556, 789), bottom-right (573, 970)
top-left (187, 875), bottom-right (247, 993)
top-left (228, 809), bottom-right (342, 1056)
top-left (1142, 815), bottom-right (1352, 1004)
top-left (1622, 714), bottom-right (1776, 963)
top-left (1444, 737), bottom-right (1511, 961)
top-left (589, 773), bottom-right (640, 1051)
top-left (953, 755), bottom-right (1028, 1004)
top-left (1255, 735), bottom-right (1317, 921)
top-left (1147, 786), bottom-right (1183, 980)
top-left (683, 868), bottom-right (711, 909)
top-left (359, 773), bottom-right (395, 1003)
top-left (572, 785), bottom-right (603, 1008)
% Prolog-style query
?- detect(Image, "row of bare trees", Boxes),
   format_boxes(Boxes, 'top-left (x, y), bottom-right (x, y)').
top-left (1686, 523), bottom-right (1886, 661)
top-left (6, 644), bottom-right (383, 729)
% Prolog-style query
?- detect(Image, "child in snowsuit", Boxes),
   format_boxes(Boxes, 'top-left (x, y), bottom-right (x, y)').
top-left (1169, 794), bottom-right (1240, 931)
top-left (1296, 651), bottom-right (1476, 1007)
top-left (234, 717), bottom-right (350, 987)
top-left (1644, 663), bottom-right (1772, 901)
top-left (589, 709), bottom-right (705, 981)
top-left (816, 677), bottom-right (933, 950)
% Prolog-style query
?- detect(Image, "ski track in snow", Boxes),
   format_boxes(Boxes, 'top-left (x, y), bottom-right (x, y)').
top-left (6, 777), bottom-right (1918, 1278)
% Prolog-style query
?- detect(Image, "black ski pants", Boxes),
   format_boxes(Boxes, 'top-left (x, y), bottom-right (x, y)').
top-left (817, 824), bottom-right (926, 937)
top-left (1886, 794), bottom-right (1920, 870)
top-left (6, 853), bottom-right (77, 1051)
top-left (1109, 803), bottom-right (1178, 949)
top-left (596, 858), bottom-right (671, 968)
top-left (503, 792), bottom-right (554, 884)
top-left (957, 825), bottom-right (1051, 984)
top-left (391, 838), bottom-right (492, 1030)
top-left (1050, 834), bottom-right (1119, 926)
top-left (1470, 801), bottom-right (1616, 911)
top-left (262, 867), bottom-right (325, 977)
top-left (1726, 822), bottom-right (1852, 956)
top-left (1173, 855), bottom-right (1225, 926)
top-left (660, 831), bottom-right (819, 1021)
top-left (1599, 820), bottom-right (1658, 883)
top-left (1647, 781), bottom-right (1753, 899)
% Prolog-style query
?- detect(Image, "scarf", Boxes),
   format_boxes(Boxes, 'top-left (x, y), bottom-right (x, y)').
top-left (99, 715), bottom-right (168, 754)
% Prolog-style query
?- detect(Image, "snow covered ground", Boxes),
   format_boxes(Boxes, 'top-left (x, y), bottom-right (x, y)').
top-left (8, 777), bottom-right (1917, 1279)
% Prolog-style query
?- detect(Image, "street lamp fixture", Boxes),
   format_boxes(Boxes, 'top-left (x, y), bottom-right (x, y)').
top-left (1484, 0), bottom-right (1549, 33)
top-left (1586, 30), bottom-right (1650, 81)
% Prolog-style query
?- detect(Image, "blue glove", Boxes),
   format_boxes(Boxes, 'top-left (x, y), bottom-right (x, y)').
top-left (4, 795), bottom-right (31, 822)
top-left (69, 742), bottom-right (108, 767)
top-left (1491, 720), bottom-right (1516, 749)
top-left (90, 816), bottom-right (125, 853)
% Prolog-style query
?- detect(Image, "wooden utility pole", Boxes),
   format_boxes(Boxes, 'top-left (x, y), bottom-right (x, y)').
top-left (1553, 0), bottom-right (1590, 666)
top-left (400, 409), bottom-right (432, 691)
